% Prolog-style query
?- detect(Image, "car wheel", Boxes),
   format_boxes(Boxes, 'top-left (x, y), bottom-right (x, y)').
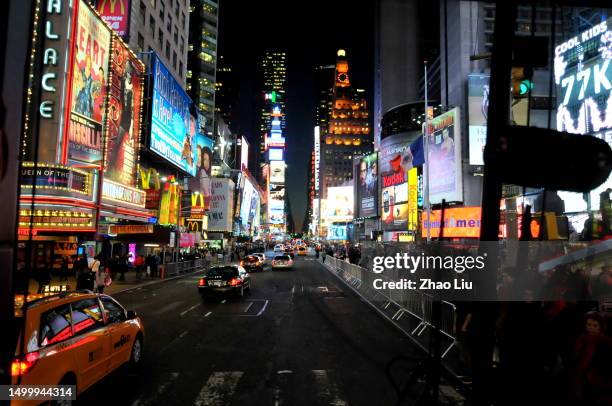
top-left (52, 374), bottom-right (76, 406)
top-left (128, 335), bottom-right (143, 371)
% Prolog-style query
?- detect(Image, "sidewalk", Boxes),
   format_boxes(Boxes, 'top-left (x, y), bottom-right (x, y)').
top-left (26, 266), bottom-right (210, 297)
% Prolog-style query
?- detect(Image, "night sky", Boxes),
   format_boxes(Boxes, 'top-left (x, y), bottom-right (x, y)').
top-left (218, 0), bottom-right (374, 231)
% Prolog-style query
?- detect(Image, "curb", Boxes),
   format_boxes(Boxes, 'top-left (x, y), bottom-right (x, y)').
top-left (109, 268), bottom-right (208, 295)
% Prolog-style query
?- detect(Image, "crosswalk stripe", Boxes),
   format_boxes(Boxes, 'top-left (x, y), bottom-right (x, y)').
top-left (194, 371), bottom-right (244, 406)
top-left (312, 370), bottom-right (348, 406)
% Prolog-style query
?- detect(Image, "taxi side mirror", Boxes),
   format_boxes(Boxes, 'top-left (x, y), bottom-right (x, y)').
top-left (126, 310), bottom-right (138, 320)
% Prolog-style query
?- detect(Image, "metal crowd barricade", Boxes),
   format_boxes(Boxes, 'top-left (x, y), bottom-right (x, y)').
top-left (319, 255), bottom-right (458, 358)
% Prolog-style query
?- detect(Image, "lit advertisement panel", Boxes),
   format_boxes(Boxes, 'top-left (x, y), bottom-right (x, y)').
top-left (270, 161), bottom-right (285, 183)
top-left (269, 183), bottom-right (285, 201)
top-left (268, 184), bottom-right (285, 225)
top-left (425, 107), bottom-right (463, 204)
top-left (97, 0), bottom-right (131, 37)
top-left (328, 224), bottom-right (348, 240)
top-left (380, 133), bottom-right (413, 230)
top-left (240, 177), bottom-right (256, 225)
top-left (187, 116), bottom-right (214, 208)
top-left (314, 126), bottom-right (320, 194)
top-left (150, 55), bottom-right (198, 175)
top-left (555, 19), bottom-right (612, 210)
top-left (269, 148), bottom-right (284, 161)
top-left (240, 136), bottom-right (249, 170)
top-left (357, 153), bottom-right (378, 218)
top-left (104, 38), bottom-right (144, 186)
top-left (421, 207), bottom-right (482, 238)
top-left (468, 74), bottom-right (489, 165)
top-left (209, 178), bottom-right (234, 232)
top-left (66, 0), bottom-right (112, 165)
top-left (325, 186), bottom-right (354, 222)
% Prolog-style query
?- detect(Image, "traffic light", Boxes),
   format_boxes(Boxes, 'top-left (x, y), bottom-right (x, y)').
top-left (511, 67), bottom-right (533, 98)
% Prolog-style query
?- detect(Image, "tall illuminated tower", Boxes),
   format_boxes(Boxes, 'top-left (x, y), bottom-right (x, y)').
top-left (321, 50), bottom-right (372, 199)
top-left (265, 105), bottom-right (287, 235)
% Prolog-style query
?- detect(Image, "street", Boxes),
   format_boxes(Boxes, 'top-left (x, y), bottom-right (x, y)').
top-left (79, 253), bottom-right (423, 406)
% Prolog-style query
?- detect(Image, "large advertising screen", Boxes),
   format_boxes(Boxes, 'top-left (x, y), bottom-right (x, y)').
top-left (240, 176), bottom-right (258, 226)
top-left (97, 0), bottom-right (131, 37)
top-left (325, 186), bottom-right (354, 222)
top-left (425, 107), bottom-right (463, 204)
top-left (270, 161), bottom-right (285, 183)
top-left (268, 183), bottom-right (285, 225)
top-left (555, 19), bottom-right (612, 210)
top-left (187, 115), bottom-right (214, 209)
top-left (66, 0), bottom-right (111, 164)
top-left (327, 224), bottom-right (348, 240)
top-left (380, 133), bottom-right (413, 230)
top-left (468, 74), bottom-right (489, 166)
top-left (421, 207), bottom-right (481, 238)
top-left (357, 153), bottom-right (378, 218)
top-left (104, 39), bottom-right (144, 186)
top-left (208, 178), bottom-right (234, 232)
top-left (150, 55), bottom-right (198, 175)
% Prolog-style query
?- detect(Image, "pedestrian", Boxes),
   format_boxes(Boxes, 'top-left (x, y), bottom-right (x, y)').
top-left (75, 254), bottom-right (89, 290)
top-left (91, 256), bottom-right (104, 293)
top-left (151, 254), bottom-right (159, 277)
top-left (134, 254), bottom-right (144, 280)
top-left (119, 254), bottom-right (128, 281)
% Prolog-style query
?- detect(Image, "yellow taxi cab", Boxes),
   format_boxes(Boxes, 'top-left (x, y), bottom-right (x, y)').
top-left (297, 246), bottom-right (307, 256)
top-left (11, 291), bottom-right (144, 404)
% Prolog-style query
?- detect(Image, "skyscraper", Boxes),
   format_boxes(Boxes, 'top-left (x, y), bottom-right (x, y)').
top-left (314, 64), bottom-right (335, 135)
top-left (321, 50), bottom-right (372, 198)
top-left (259, 51), bottom-right (287, 172)
top-left (214, 55), bottom-right (236, 130)
top-left (187, 0), bottom-right (220, 136)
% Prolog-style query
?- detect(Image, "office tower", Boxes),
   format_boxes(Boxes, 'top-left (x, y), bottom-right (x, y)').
top-left (258, 51), bottom-right (287, 170)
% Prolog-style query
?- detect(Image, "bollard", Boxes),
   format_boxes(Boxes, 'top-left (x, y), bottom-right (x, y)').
top-left (159, 265), bottom-right (165, 279)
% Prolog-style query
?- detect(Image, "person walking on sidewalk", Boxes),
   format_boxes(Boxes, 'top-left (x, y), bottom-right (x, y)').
top-left (59, 256), bottom-right (70, 282)
top-left (91, 256), bottom-right (104, 293)
top-left (134, 254), bottom-right (144, 280)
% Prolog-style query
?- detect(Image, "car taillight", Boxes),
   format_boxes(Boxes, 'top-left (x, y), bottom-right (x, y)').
top-left (199, 278), bottom-right (206, 286)
top-left (229, 278), bottom-right (241, 286)
top-left (11, 351), bottom-right (39, 377)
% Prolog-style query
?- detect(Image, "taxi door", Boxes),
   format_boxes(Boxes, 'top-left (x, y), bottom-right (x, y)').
top-left (100, 296), bottom-right (134, 371)
top-left (70, 298), bottom-right (112, 390)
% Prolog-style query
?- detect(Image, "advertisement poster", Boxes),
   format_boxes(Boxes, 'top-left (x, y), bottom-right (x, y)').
top-left (380, 132), bottom-right (415, 230)
top-left (150, 55), bottom-right (198, 175)
top-left (555, 19), bottom-right (612, 210)
top-left (421, 206), bottom-right (481, 238)
top-left (325, 186), bottom-right (354, 222)
top-left (407, 167), bottom-right (419, 232)
top-left (104, 39), bottom-right (144, 186)
top-left (426, 107), bottom-right (463, 204)
top-left (269, 184), bottom-right (285, 201)
top-left (240, 177), bottom-right (257, 225)
top-left (158, 183), bottom-right (180, 225)
top-left (270, 161), bottom-right (285, 184)
top-left (97, 0), bottom-right (131, 37)
top-left (187, 119), bottom-right (214, 209)
top-left (67, 0), bottom-right (111, 164)
top-left (468, 74), bottom-right (489, 166)
top-left (208, 178), bottom-right (234, 232)
top-left (357, 153), bottom-right (378, 218)
top-left (327, 224), bottom-right (348, 240)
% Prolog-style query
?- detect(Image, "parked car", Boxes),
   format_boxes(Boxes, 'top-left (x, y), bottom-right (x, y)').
top-left (11, 292), bottom-right (144, 403)
top-left (241, 255), bottom-right (264, 272)
top-left (272, 255), bottom-right (294, 270)
top-left (199, 265), bottom-right (251, 299)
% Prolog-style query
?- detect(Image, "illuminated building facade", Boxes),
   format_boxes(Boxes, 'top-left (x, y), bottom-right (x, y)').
top-left (321, 50), bottom-right (372, 199)
top-left (187, 0), bottom-right (219, 136)
top-left (264, 105), bottom-right (287, 235)
top-left (259, 51), bottom-right (287, 173)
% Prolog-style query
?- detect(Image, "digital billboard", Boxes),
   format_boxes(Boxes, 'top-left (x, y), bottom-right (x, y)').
top-left (269, 148), bottom-right (284, 161)
top-left (150, 55), bottom-right (198, 175)
top-left (66, 0), bottom-right (111, 165)
top-left (240, 176), bottom-right (258, 226)
top-left (325, 186), bottom-right (354, 222)
top-left (104, 38), bottom-right (144, 186)
top-left (187, 115), bottom-right (214, 209)
top-left (269, 183), bottom-right (285, 201)
top-left (208, 178), bottom-right (234, 232)
top-left (380, 133), bottom-right (414, 230)
top-left (425, 107), bottom-right (463, 204)
top-left (270, 161), bottom-right (285, 183)
top-left (555, 19), bottom-right (612, 210)
top-left (97, 0), bottom-right (131, 38)
top-left (421, 207), bottom-right (482, 238)
top-left (328, 224), bottom-right (348, 240)
top-left (357, 153), bottom-right (378, 218)
top-left (468, 74), bottom-right (489, 166)
top-left (240, 136), bottom-right (249, 171)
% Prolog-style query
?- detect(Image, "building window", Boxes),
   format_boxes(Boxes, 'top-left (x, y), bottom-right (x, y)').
top-left (167, 14), bottom-right (172, 32)
top-left (179, 61), bottom-right (184, 77)
top-left (173, 50), bottom-right (177, 69)
top-left (159, 1), bottom-right (164, 18)
top-left (137, 33), bottom-right (144, 52)
top-left (149, 15), bottom-right (155, 32)
top-left (139, 1), bottom-right (146, 20)
top-left (165, 41), bottom-right (170, 59)
top-left (149, 0), bottom-right (155, 7)
top-left (181, 12), bottom-right (185, 28)
top-left (159, 29), bottom-right (163, 44)
top-left (174, 27), bottom-right (178, 44)
top-left (180, 37), bottom-right (184, 53)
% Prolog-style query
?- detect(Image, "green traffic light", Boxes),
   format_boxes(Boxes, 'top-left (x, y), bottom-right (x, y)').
top-left (519, 80), bottom-right (533, 95)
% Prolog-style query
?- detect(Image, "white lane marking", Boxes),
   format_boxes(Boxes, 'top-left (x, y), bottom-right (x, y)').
top-left (243, 301), bottom-right (254, 313)
top-left (317, 286), bottom-right (329, 292)
top-left (256, 300), bottom-right (269, 316)
top-left (221, 299), bottom-right (227, 304)
top-left (301, 284), bottom-right (304, 294)
top-left (130, 372), bottom-right (180, 406)
top-left (194, 371), bottom-right (244, 406)
top-left (204, 311), bottom-right (212, 317)
top-left (180, 303), bottom-right (201, 317)
top-left (151, 301), bottom-right (184, 315)
top-left (312, 370), bottom-right (348, 406)
top-left (277, 370), bottom-right (293, 374)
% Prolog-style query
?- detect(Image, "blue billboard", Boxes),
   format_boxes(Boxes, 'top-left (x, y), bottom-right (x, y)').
top-left (150, 55), bottom-right (198, 175)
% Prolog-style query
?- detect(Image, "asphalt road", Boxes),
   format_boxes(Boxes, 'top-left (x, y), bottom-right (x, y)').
top-left (79, 252), bottom-right (424, 406)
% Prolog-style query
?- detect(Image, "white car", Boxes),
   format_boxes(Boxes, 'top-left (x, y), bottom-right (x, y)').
top-left (274, 244), bottom-right (285, 253)
top-left (272, 255), bottom-right (293, 270)
top-left (252, 253), bottom-right (266, 263)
